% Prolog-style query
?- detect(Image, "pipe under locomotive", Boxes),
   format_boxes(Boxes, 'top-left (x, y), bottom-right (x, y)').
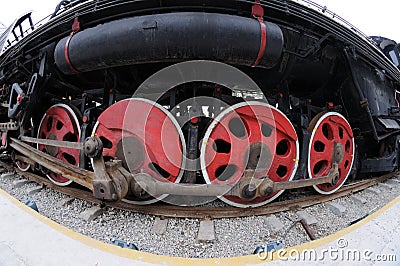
top-left (0, 0), bottom-right (399, 208)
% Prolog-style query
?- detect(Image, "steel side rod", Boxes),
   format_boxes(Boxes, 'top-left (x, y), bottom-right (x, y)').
top-left (20, 136), bottom-right (84, 150)
top-left (10, 138), bottom-right (94, 190)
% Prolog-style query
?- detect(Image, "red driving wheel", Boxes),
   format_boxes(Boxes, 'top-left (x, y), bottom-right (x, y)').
top-left (200, 101), bottom-right (299, 207)
top-left (37, 104), bottom-right (81, 186)
top-left (308, 112), bottom-right (355, 194)
top-left (92, 98), bottom-right (185, 205)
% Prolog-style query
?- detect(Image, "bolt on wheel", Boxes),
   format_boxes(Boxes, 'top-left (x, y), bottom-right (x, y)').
top-left (200, 101), bottom-right (299, 208)
top-left (308, 112), bottom-right (355, 194)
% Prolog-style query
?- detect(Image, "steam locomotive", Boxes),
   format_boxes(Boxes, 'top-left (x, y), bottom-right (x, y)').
top-left (0, 0), bottom-right (399, 207)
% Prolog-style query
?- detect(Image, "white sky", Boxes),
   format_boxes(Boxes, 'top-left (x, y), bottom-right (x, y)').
top-left (0, 0), bottom-right (399, 42)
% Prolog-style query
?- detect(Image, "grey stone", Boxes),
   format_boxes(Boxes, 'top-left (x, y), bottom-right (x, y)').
top-left (57, 197), bottom-right (75, 207)
top-left (378, 183), bottom-right (393, 190)
top-left (365, 187), bottom-right (380, 195)
top-left (1, 172), bottom-right (15, 178)
top-left (326, 202), bottom-right (347, 216)
top-left (12, 179), bottom-right (30, 188)
top-left (350, 195), bottom-right (367, 204)
top-left (296, 210), bottom-right (318, 225)
top-left (151, 217), bottom-right (168, 235)
top-left (79, 206), bottom-right (104, 221)
top-left (26, 185), bottom-right (42, 195)
top-left (264, 214), bottom-right (284, 232)
top-left (197, 220), bottom-right (215, 242)
top-left (386, 180), bottom-right (400, 185)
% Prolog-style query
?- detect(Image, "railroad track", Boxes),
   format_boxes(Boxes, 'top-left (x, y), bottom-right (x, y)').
top-left (0, 159), bottom-right (396, 219)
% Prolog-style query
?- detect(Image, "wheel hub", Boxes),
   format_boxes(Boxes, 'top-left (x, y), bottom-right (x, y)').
top-left (115, 137), bottom-right (145, 170)
top-left (46, 133), bottom-right (58, 156)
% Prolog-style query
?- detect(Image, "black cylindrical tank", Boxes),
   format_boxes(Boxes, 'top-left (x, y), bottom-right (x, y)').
top-left (54, 12), bottom-right (284, 74)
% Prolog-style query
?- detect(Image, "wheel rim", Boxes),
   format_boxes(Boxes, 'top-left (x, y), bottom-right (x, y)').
top-left (200, 101), bottom-right (299, 207)
top-left (308, 112), bottom-right (355, 194)
top-left (16, 160), bottom-right (30, 172)
top-left (92, 98), bottom-right (186, 205)
top-left (37, 104), bottom-right (81, 186)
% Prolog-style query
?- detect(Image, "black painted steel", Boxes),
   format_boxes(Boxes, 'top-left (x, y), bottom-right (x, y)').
top-left (54, 12), bottom-right (284, 74)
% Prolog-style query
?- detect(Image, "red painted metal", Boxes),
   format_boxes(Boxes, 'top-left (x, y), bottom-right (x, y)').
top-left (37, 104), bottom-right (80, 185)
top-left (64, 18), bottom-right (81, 74)
top-left (1, 132), bottom-right (6, 147)
top-left (252, 0), bottom-right (264, 22)
top-left (202, 102), bottom-right (298, 207)
top-left (308, 112), bottom-right (354, 194)
top-left (251, 0), bottom-right (266, 67)
top-left (190, 116), bottom-right (199, 124)
top-left (71, 17), bottom-right (80, 32)
top-left (17, 94), bottom-right (23, 104)
top-left (251, 21), bottom-right (267, 67)
top-left (64, 34), bottom-right (79, 74)
top-left (93, 98), bottom-right (184, 203)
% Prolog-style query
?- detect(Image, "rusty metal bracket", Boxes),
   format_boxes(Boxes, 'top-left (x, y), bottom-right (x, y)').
top-left (84, 136), bottom-right (129, 201)
top-left (105, 160), bottom-right (129, 200)
top-left (91, 154), bottom-right (117, 200)
top-left (84, 136), bottom-right (117, 201)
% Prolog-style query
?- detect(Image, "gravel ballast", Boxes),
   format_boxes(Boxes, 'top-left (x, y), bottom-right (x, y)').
top-left (0, 167), bottom-right (399, 258)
